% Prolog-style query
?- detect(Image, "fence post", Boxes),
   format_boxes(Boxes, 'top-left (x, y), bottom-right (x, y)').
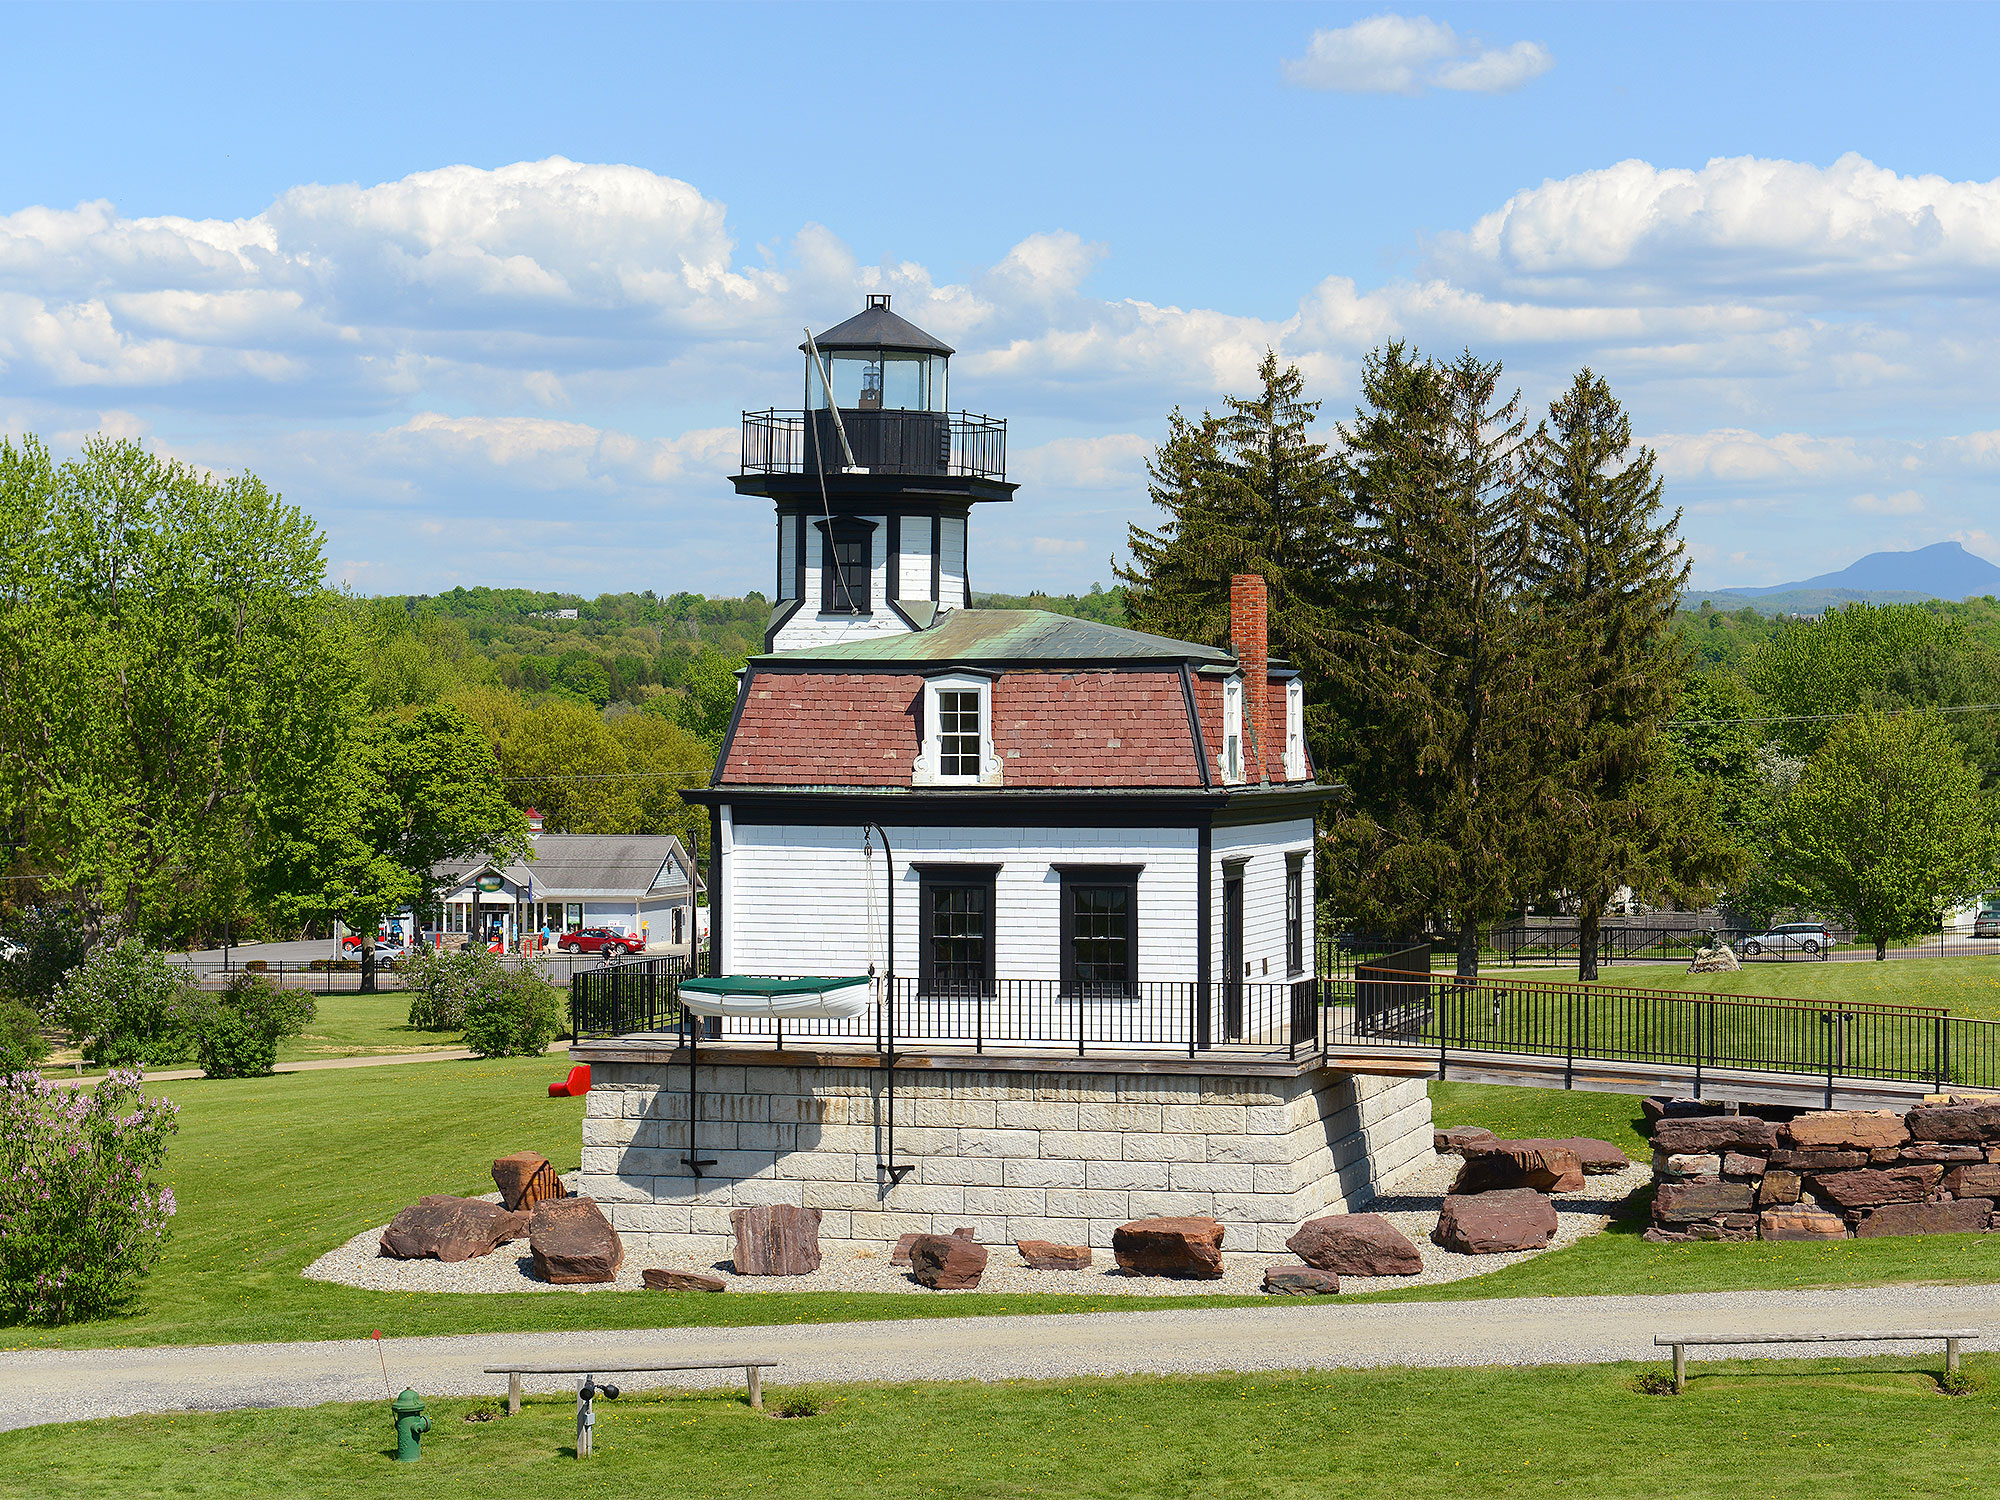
top-left (1937, 1014), bottom-right (1950, 1092)
top-left (1822, 1011), bottom-right (1835, 1110)
top-left (1188, 982), bottom-right (1197, 1062)
top-left (1564, 991), bottom-right (1574, 1092)
top-left (1693, 1000), bottom-right (1704, 1100)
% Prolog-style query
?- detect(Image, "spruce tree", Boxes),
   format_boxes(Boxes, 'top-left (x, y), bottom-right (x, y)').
top-left (1525, 369), bottom-right (1734, 978)
top-left (1320, 345), bottom-right (1546, 977)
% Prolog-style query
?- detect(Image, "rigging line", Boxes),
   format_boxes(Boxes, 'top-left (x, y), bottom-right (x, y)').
top-left (804, 327), bottom-right (862, 617)
top-left (1666, 701), bottom-right (2000, 729)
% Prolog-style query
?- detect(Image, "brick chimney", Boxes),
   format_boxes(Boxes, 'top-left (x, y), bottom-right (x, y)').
top-left (1230, 575), bottom-right (1269, 783)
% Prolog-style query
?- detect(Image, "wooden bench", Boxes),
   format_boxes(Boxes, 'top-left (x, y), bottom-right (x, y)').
top-left (1654, 1328), bottom-right (1980, 1393)
top-left (485, 1360), bottom-right (780, 1414)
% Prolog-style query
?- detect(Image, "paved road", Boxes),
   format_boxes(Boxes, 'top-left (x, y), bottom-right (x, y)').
top-left (7, 1283), bottom-right (1998, 1431)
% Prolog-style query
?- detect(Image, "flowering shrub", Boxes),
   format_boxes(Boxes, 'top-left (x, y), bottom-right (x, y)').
top-left (460, 961), bottom-right (565, 1059)
top-left (187, 972), bottom-right (315, 1078)
top-left (402, 943), bottom-right (503, 1032)
top-left (0, 1069), bottom-right (179, 1324)
top-left (50, 938), bottom-right (197, 1068)
top-left (0, 1001), bottom-right (49, 1072)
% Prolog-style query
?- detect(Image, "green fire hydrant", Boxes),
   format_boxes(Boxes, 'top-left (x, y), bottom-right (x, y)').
top-left (391, 1388), bottom-right (430, 1462)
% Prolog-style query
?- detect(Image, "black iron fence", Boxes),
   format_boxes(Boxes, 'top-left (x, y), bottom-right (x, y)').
top-left (573, 954), bottom-right (2000, 1094)
top-left (739, 408), bottom-right (1008, 481)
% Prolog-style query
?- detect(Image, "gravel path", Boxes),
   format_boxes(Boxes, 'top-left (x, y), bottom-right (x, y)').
top-left (301, 1155), bottom-right (1653, 1298)
top-left (8, 1282), bottom-right (2000, 1431)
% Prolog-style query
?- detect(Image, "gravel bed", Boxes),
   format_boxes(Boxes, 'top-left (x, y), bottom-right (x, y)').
top-left (303, 1154), bottom-right (1650, 1297)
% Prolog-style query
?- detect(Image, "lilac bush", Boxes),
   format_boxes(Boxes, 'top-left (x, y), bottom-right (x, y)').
top-left (0, 1069), bottom-right (179, 1324)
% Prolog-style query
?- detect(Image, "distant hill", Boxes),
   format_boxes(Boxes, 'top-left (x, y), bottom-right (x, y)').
top-left (1711, 541), bottom-right (2000, 602)
top-left (1684, 587), bottom-right (1938, 617)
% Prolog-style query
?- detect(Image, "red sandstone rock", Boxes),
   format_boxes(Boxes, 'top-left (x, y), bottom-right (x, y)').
top-left (529, 1197), bottom-right (624, 1284)
top-left (730, 1204), bottom-right (822, 1276)
top-left (1112, 1216), bottom-right (1226, 1279)
top-left (1757, 1170), bottom-right (1802, 1206)
top-left (1908, 1105), bottom-right (2000, 1143)
top-left (1855, 1199), bottom-right (1994, 1237)
top-left (379, 1196), bottom-right (528, 1263)
top-left (1285, 1213), bottom-right (1422, 1276)
top-left (1722, 1152), bottom-right (1766, 1178)
top-left (892, 1226), bottom-right (974, 1265)
top-left (1653, 1180), bottom-right (1757, 1224)
top-left (1452, 1142), bottom-right (1585, 1195)
top-left (642, 1268), bottom-right (727, 1292)
top-left (1767, 1148), bottom-right (1870, 1172)
top-left (1810, 1164), bottom-right (1943, 1210)
top-left (1944, 1164), bottom-right (2000, 1199)
top-left (1758, 1206), bottom-right (1848, 1241)
top-left (1263, 1266), bottom-right (1340, 1295)
top-left (909, 1233), bottom-right (988, 1289)
top-left (1434, 1125), bottom-right (1500, 1156)
top-left (1431, 1190), bottom-right (1557, 1254)
top-left (1016, 1240), bottom-right (1092, 1270)
top-left (1782, 1111), bottom-right (1910, 1151)
top-left (1652, 1117), bottom-right (1780, 1156)
top-left (492, 1151), bottom-right (568, 1213)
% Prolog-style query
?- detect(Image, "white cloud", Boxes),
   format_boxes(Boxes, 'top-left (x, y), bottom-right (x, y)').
top-left (1282, 15), bottom-right (1552, 96)
top-left (1011, 434), bottom-right (1152, 490)
top-left (1849, 489), bottom-right (1925, 515)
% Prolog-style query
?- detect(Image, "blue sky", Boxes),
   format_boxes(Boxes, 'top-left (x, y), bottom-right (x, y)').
top-left (4, 2), bottom-right (2000, 598)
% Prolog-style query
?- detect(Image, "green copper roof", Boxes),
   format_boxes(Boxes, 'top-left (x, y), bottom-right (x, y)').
top-left (757, 609), bottom-right (1232, 666)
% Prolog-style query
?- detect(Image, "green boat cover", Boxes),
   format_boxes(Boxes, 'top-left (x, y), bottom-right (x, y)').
top-left (679, 975), bottom-right (871, 996)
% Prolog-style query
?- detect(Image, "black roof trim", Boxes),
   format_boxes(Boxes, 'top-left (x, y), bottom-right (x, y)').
top-left (802, 299), bottom-right (954, 356)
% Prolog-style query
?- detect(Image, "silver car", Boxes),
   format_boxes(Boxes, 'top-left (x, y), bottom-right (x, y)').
top-left (1974, 910), bottom-right (2000, 939)
top-left (1741, 921), bottom-right (1830, 957)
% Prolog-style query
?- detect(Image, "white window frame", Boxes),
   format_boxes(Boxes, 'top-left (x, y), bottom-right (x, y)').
top-left (914, 671), bottom-right (1002, 786)
top-left (1283, 678), bottom-right (1305, 781)
top-left (1222, 675), bottom-right (1244, 785)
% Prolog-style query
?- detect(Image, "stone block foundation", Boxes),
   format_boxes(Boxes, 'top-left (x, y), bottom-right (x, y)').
top-left (578, 1061), bottom-right (1434, 1266)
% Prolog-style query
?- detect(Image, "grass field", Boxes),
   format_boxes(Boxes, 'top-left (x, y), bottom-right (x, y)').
top-left (43, 992), bottom-right (466, 1075)
top-left (13, 1063), bottom-right (2000, 1353)
top-left (10, 1357), bottom-right (1997, 1498)
top-left (1584, 954), bottom-right (2000, 1016)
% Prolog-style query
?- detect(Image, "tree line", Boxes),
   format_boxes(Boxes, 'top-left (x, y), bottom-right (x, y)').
top-left (1118, 347), bottom-right (2000, 973)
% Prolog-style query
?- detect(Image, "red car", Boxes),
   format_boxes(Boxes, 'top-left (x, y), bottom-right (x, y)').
top-left (558, 926), bottom-right (642, 957)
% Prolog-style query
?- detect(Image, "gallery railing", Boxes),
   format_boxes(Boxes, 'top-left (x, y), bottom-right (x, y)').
top-left (573, 957), bottom-right (2000, 1094)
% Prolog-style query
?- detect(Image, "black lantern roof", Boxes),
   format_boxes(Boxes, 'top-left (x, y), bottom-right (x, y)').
top-left (801, 294), bottom-right (954, 356)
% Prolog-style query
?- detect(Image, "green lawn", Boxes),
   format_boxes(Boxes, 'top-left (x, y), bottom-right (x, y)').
top-left (43, 991), bottom-right (464, 1075)
top-left (1582, 954), bottom-right (2000, 1017)
top-left (13, 1357), bottom-right (1999, 1498)
top-left (15, 1064), bottom-right (2000, 1353)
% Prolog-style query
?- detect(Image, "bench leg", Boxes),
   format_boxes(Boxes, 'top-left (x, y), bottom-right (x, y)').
top-left (509, 1373), bottom-right (522, 1417)
top-left (1948, 1338), bottom-right (1961, 1376)
top-left (1672, 1344), bottom-right (1686, 1394)
top-left (748, 1366), bottom-right (763, 1410)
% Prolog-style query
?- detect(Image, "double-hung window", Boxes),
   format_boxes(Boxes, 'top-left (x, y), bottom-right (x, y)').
top-left (1057, 864), bottom-right (1141, 995)
top-left (917, 865), bottom-right (998, 995)
top-left (917, 671), bottom-right (995, 785)
top-left (817, 518), bottom-right (874, 614)
top-left (937, 689), bottom-right (981, 777)
top-left (1286, 853), bottom-right (1305, 976)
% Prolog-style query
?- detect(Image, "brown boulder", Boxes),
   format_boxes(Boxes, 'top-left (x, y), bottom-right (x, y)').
top-left (1721, 1152), bottom-right (1766, 1178)
top-left (1652, 1117), bottom-right (1779, 1156)
top-left (1767, 1149), bottom-right (1870, 1172)
top-left (1810, 1164), bottom-right (1942, 1210)
top-left (1944, 1164), bottom-right (2000, 1199)
top-left (909, 1233), bottom-right (988, 1289)
top-left (892, 1226), bottom-right (974, 1265)
top-left (1855, 1199), bottom-right (1994, 1238)
top-left (1758, 1206), bottom-right (1849, 1241)
top-left (378, 1195), bottom-right (528, 1263)
top-left (1016, 1240), bottom-right (1092, 1270)
top-left (528, 1196), bottom-right (624, 1284)
top-left (1544, 1137), bottom-right (1631, 1175)
top-left (491, 1151), bottom-right (568, 1213)
top-left (1112, 1216), bottom-right (1226, 1279)
top-left (1431, 1190), bottom-right (1558, 1254)
top-left (1908, 1104), bottom-right (2000, 1143)
top-left (1757, 1170), bottom-right (1802, 1206)
top-left (1782, 1111), bottom-right (1910, 1151)
top-left (1452, 1143), bottom-right (1586, 1195)
top-left (1434, 1125), bottom-right (1500, 1156)
top-left (1286, 1213), bottom-right (1422, 1277)
top-left (1263, 1266), bottom-right (1340, 1295)
top-left (642, 1268), bottom-right (727, 1292)
top-left (731, 1204), bottom-right (822, 1276)
top-left (1652, 1179), bottom-right (1757, 1224)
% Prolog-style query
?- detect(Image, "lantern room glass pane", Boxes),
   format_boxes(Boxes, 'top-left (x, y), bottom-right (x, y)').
top-left (807, 350), bottom-right (948, 412)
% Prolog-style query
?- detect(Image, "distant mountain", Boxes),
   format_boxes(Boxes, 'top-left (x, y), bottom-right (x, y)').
top-left (1713, 541), bottom-right (2000, 601)
top-left (1686, 587), bottom-right (1937, 617)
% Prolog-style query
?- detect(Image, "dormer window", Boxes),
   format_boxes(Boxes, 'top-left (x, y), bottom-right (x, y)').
top-left (1284, 678), bottom-right (1305, 780)
top-left (1223, 676), bottom-right (1244, 784)
top-left (915, 671), bottom-right (1000, 786)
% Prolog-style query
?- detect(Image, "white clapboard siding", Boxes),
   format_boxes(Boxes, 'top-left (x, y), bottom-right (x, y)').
top-left (773, 515), bottom-right (911, 652)
top-left (939, 516), bottom-right (968, 608)
top-left (777, 515), bottom-right (798, 602)
top-left (725, 822), bottom-right (1201, 982)
top-left (1211, 819), bottom-right (1315, 982)
top-left (899, 519), bottom-right (933, 602)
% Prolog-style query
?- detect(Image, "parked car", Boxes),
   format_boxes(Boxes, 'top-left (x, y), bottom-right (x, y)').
top-left (340, 929), bottom-right (405, 954)
top-left (558, 926), bottom-right (642, 957)
top-left (1975, 909), bottom-right (2000, 939)
top-left (1740, 921), bottom-right (1831, 957)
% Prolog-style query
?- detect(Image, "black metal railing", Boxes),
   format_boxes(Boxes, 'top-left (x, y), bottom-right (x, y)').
top-left (573, 956), bottom-right (2000, 1095)
top-left (739, 408), bottom-right (1007, 480)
